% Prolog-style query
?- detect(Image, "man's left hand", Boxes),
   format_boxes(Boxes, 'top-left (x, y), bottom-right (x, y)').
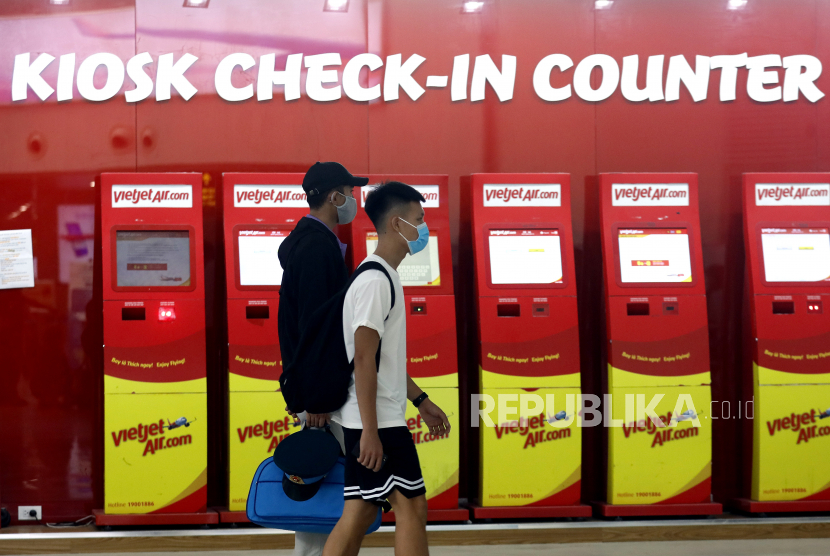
top-left (306, 412), bottom-right (330, 428)
top-left (418, 399), bottom-right (450, 437)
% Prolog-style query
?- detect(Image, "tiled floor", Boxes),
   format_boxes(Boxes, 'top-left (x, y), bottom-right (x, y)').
top-left (39, 539), bottom-right (830, 556)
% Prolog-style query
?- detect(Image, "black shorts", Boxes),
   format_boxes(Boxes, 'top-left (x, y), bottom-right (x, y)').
top-left (342, 426), bottom-right (426, 504)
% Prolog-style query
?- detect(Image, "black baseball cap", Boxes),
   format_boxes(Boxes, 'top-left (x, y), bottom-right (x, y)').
top-left (303, 162), bottom-right (369, 197)
top-left (273, 428), bottom-right (341, 502)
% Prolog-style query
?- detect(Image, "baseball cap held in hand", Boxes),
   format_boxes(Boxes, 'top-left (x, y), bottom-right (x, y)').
top-left (273, 428), bottom-right (341, 502)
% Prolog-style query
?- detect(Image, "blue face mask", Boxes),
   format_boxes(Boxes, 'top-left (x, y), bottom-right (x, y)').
top-left (399, 218), bottom-right (429, 255)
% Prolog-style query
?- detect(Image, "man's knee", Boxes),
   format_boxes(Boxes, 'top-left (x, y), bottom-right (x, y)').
top-left (390, 493), bottom-right (427, 525)
top-left (343, 499), bottom-right (378, 529)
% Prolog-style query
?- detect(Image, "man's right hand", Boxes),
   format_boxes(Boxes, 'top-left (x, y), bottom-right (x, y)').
top-left (358, 430), bottom-right (384, 472)
top-left (306, 412), bottom-right (330, 428)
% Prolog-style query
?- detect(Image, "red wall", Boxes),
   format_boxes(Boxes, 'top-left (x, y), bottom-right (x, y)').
top-left (0, 0), bottom-right (827, 521)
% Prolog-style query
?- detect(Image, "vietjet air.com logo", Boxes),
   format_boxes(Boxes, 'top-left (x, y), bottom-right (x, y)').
top-left (483, 184), bottom-right (561, 207)
top-left (766, 407), bottom-right (830, 444)
top-left (755, 183), bottom-right (830, 206)
top-left (111, 416), bottom-right (196, 456)
top-left (112, 185), bottom-right (192, 208)
top-left (361, 184), bottom-right (439, 208)
top-left (611, 183), bottom-right (689, 207)
top-left (234, 185), bottom-right (306, 207)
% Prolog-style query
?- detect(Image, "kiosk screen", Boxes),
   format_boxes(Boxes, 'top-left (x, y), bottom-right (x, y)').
top-left (617, 228), bottom-right (692, 283)
top-left (116, 230), bottom-right (191, 287)
top-left (237, 229), bottom-right (288, 286)
top-left (487, 229), bottom-right (563, 285)
top-left (761, 227), bottom-right (830, 283)
top-left (366, 232), bottom-right (441, 286)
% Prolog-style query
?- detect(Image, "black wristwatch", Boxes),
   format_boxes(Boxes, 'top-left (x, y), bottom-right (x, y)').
top-left (412, 392), bottom-right (429, 408)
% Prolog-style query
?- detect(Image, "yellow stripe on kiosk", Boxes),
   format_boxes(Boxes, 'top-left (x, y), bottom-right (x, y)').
top-left (606, 385), bottom-right (712, 505)
top-left (105, 393), bottom-right (207, 514)
top-left (479, 388), bottom-right (581, 507)
top-left (228, 393), bottom-right (300, 511)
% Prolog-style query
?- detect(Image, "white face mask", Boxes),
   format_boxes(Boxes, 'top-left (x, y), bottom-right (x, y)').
top-left (331, 191), bottom-right (357, 224)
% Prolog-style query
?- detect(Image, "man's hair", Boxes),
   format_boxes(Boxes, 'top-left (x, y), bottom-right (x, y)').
top-left (307, 185), bottom-right (344, 210)
top-left (364, 181), bottom-right (426, 231)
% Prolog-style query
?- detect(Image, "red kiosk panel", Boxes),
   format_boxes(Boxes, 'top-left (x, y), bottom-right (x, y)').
top-left (99, 173), bottom-right (209, 522)
top-left (467, 173), bottom-right (589, 518)
top-left (740, 173), bottom-right (830, 508)
top-left (598, 173), bottom-right (718, 516)
top-left (222, 173), bottom-right (308, 386)
top-left (599, 174), bottom-right (710, 388)
top-left (101, 174), bottom-right (206, 390)
top-left (221, 173), bottom-right (309, 516)
top-left (470, 174), bottom-right (579, 389)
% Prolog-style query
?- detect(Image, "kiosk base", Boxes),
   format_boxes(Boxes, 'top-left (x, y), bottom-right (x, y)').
top-left (592, 501), bottom-right (722, 518)
top-left (733, 498), bottom-right (830, 514)
top-left (216, 508), bottom-right (250, 524)
top-left (381, 508), bottom-right (470, 523)
top-left (468, 503), bottom-right (592, 520)
top-left (93, 509), bottom-right (219, 527)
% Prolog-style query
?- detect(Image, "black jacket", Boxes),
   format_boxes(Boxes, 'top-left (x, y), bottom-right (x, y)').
top-left (278, 217), bottom-right (349, 371)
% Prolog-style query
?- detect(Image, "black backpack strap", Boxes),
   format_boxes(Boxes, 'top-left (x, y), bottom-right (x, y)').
top-left (349, 261), bottom-right (396, 372)
top-left (349, 261), bottom-right (395, 315)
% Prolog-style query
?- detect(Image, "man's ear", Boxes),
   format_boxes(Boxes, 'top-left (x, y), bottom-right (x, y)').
top-left (387, 214), bottom-right (400, 235)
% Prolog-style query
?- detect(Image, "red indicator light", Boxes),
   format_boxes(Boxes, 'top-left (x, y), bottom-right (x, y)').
top-left (158, 306), bottom-right (177, 321)
top-left (807, 301), bottom-right (823, 314)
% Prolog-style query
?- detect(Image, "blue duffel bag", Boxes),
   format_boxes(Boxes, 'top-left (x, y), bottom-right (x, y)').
top-left (246, 454), bottom-right (382, 534)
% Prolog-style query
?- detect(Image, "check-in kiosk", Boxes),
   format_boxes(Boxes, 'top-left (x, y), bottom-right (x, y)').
top-left (220, 173), bottom-right (306, 521)
top-left (348, 175), bottom-right (466, 522)
top-left (96, 173), bottom-right (215, 526)
top-left (597, 173), bottom-right (721, 517)
top-left (736, 174), bottom-right (830, 513)
top-left (466, 174), bottom-right (590, 519)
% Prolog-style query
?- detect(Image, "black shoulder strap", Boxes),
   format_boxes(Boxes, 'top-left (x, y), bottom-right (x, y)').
top-left (349, 261), bottom-right (396, 315)
top-left (349, 260), bottom-right (396, 372)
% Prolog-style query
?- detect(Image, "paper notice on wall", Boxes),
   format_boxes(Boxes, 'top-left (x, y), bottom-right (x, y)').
top-left (0, 229), bottom-right (35, 289)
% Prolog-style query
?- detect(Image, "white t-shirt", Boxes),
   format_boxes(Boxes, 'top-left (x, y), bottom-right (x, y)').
top-left (331, 255), bottom-right (407, 430)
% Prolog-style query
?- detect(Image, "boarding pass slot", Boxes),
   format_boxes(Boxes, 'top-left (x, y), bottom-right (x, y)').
top-left (772, 301), bottom-right (794, 315)
top-left (246, 306), bottom-right (270, 319)
top-left (122, 307), bottom-right (145, 321)
top-left (497, 303), bottom-right (521, 317)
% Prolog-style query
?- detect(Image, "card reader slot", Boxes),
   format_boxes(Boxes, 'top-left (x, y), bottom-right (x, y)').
top-left (246, 306), bottom-right (270, 319)
top-left (122, 307), bottom-right (146, 321)
top-left (497, 303), bottom-right (521, 317)
top-left (627, 302), bottom-right (649, 316)
top-left (772, 301), bottom-right (794, 315)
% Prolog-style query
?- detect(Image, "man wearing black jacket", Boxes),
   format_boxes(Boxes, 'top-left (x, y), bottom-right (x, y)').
top-left (277, 161), bottom-right (368, 556)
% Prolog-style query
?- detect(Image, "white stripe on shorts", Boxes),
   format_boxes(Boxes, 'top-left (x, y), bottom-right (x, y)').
top-left (344, 474), bottom-right (424, 496)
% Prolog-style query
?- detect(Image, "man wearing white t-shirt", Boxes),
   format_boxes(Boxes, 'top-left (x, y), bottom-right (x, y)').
top-left (324, 182), bottom-right (450, 556)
